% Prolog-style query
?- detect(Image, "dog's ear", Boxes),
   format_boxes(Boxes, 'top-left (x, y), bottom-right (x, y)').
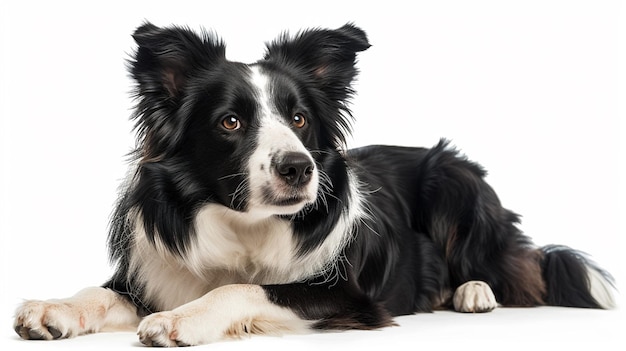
top-left (129, 22), bottom-right (226, 162)
top-left (263, 23), bottom-right (370, 100)
top-left (264, 24), bottom-right (370, 147)
top-left (130, 22), bottom-right (226, 99)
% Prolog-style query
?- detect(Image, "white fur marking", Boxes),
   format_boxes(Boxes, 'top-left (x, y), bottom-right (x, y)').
top-left (137, 284), bottom-right (310, 347)
top-left (453, 281), bottom-right (498, 313)
top-left (586, 266), bottom-right (616, 309)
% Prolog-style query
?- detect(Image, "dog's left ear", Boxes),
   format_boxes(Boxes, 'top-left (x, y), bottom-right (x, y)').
top-left (263, 23), bottom-right (370, 99)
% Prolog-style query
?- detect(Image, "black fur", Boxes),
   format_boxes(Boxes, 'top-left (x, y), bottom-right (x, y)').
top-left (104, 22), bottom-right (614, 333)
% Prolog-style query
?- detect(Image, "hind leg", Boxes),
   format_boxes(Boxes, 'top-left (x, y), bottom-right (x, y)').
top-left (14, 287), bottom-right (140, 340)
top-left (420, 142), bottom-right (546, 309)
top-left (445, 214), bottom-right (546, 309)
top-left (452, 281), bottom-right (498, 313)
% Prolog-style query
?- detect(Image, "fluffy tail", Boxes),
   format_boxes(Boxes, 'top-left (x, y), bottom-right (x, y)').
top-left (541, 245), bottom-right (616, 309)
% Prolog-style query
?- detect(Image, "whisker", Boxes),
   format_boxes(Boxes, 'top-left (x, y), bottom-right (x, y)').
top-left (229, 179), bottom-right (249, 209)
top-left (308, 149), bottom-right (334, 156)
top-left (218, 172), bottom-right (248, 181)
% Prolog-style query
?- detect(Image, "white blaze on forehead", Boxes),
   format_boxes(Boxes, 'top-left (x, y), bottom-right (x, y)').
top-left (248, 66), bottom-right (308, 151)
top-left (246, 66), bottom-right (318, 217)
top-left (248, 66), bottom-right (275, 122)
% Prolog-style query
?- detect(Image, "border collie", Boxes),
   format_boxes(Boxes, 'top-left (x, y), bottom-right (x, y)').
top-left (14, 23), bottom-right (615, 347)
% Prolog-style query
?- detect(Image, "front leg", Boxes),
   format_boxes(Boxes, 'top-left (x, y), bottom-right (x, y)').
top-left (14, 287), bottom-right (140, 340)
top-left (138, 282), bottom-right (393, 347)
top-left (137, 284), bottom-right (310, 347)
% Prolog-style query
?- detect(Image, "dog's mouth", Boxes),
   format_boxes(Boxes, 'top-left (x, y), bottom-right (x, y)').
top-left (243, 163), bottom-right (319, 217)
top-left (261, 186), bottom-right (315, 209)
top-left (271, 196), bottom-right (308, 207)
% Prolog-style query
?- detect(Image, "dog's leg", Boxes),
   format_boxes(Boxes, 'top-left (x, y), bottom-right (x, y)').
top-left (419, 141), bottom-right (547, 307)
top-left (137, 282), bottom-right (392, 347)
top-left (14, 287), bottom-right (140, 340)
top-left (137, 284), bottom-right (310, 347)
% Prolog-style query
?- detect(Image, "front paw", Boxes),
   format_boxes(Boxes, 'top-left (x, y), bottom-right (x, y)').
top-left (14, 300), bottom-right (81, 340)
top-left (138, 312), bottom-right (192, 347)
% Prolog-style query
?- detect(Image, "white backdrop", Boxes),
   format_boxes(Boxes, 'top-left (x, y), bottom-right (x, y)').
top-left (1, 1), bottom-right (624, 350)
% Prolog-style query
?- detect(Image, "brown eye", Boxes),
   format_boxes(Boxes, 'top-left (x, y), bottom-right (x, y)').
top-left (221, 115), bottom-right (241, 131)
top-left (293, 113), bottom-right (306, 128)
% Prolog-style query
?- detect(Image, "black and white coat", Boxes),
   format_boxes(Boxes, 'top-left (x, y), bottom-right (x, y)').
top-left (14, 23), bottom-right (615, 347)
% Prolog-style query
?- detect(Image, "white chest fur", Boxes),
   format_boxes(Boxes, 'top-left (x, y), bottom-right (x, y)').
top-left (187, 204), bottom-right (307, 282)
top-left (129, 186), bottom-right (364, 311)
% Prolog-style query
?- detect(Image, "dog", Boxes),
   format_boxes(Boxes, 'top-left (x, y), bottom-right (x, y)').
top-left (14, 22), bottom-right (616, 347)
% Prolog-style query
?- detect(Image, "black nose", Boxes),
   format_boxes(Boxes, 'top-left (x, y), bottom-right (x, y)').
top-left (275, 152), bottom-right (314, 187)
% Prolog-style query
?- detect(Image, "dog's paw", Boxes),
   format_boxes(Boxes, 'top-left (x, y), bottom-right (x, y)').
top-left (14, 300), bottom-right (83, 340)
top-left (453, 281), bottom-right (498, 313)
top-left (138, 312), bottom-right (196, 347)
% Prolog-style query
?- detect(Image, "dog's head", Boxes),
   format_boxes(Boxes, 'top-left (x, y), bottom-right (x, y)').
top-left (129, 22), bottom-right (369, 218)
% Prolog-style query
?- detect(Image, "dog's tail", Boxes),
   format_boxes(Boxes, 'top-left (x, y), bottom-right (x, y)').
top-left (541, 245), bottom-right (616, 309)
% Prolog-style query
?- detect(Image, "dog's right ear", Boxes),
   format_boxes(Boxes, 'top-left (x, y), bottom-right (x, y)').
top-left (130, 22), bottom-right (226, 100)
top-left (129, 22), bottom-right (226, 162)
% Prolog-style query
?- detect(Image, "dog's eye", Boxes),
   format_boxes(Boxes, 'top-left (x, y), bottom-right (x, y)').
top-left (293, 113), bottom-right (306, 128)
top-left (221, 115), bottom-right (241, 131)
